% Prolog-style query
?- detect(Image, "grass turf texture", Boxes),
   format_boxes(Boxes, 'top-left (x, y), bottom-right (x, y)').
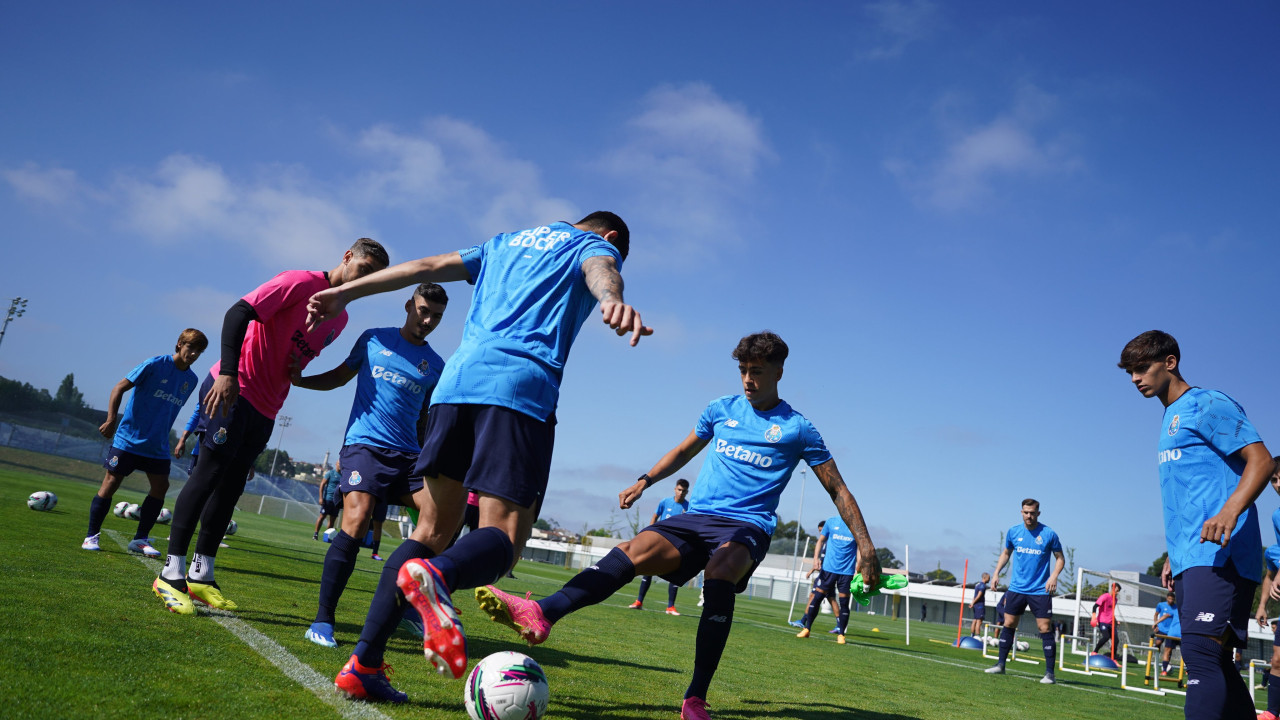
top-left (2, 447), bottom-right (1195, 719)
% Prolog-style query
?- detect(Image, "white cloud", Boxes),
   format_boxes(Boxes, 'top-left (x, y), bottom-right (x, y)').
top-left (861, 0), bottom-right (939, 60)
top-left (3, 163), bottom-right (84, 205)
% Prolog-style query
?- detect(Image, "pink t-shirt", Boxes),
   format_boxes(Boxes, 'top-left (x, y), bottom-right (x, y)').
top-left (212, 270), bottom-right (347, 419)
top-left (1096, 592), bottom-right (1115, 624)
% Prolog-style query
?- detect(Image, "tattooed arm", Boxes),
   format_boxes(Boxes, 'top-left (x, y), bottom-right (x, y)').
top-left (811, 459), bottom-right (881, 589)
top-left (582, 255), bottom-right (653, 346)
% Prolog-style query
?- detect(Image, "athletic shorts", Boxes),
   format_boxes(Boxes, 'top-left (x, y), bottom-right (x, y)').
top-left (1001, 591), bottom-right (1052, 619)
top-left (644, 512), bottom-right (772, 593)
top-left (104, 447), bottom-right (170, 477)
top-left (1174, 560), bottom-right (1256, 648)
top-left (196, 374), bottom-right (274, 462)
top-left (320, 499), bottom-right (342, 516)
top-left (814, 570), bottom-right (852, 596)
top-left (339, 444), bottom-right (421, 503)
top-left (1273, 623), bottom-right (1280, 648)
top-left (1155, 635), bottom-right (1180, 649)
top-left (412, 403), bottom-right (555, 511)
top-left (972, 604), bottom-right (985, 620)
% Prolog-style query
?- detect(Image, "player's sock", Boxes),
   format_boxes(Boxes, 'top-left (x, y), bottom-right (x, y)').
top-left (134, 495), bottom-right (164, 540)
top-left (686, 579), bottom-right (735, 700)
top-left (87, 494), bottom-right (112, 537)
top-left (353, 539), bottom-right (433, 668)
top-left (370, 537), bottom-right (381, 555)
top-left (429, 527), bottom-right (513, 591)
top-left (801, 592), bottom-right (825, 629)
top-left (1181, 634), bottom-right (1229, 717)
top-left (1039, 632), bottom-right (1056, 669)
top-left (1221, 645), bottom-right (1254, 716)
top-left (1161, 660), bottom-right (1170, 674)
top-left (539, 547), bottom-right (636, 624)
top-left (315, 530), bottom-right (361, 625)
top-left (836, 594), bottom-right (851, 634)
top-left (636, 575), bottom-right (652, 603)
top-left (668, 582), bottom-right (679, 608)
top-left (996, 626), bottom-right (1015, 665)
top-left (161, 555), bottom-right (187, 584)
top-left (1267, 675), bottom-right (1280, 714)
top-left (188, 553), bottom-right (216, 583)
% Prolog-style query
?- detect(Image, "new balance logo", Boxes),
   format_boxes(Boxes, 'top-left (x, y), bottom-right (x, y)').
top-left (708, 615), bottom-right (728, 622)
top-left (1194, 612), bottom-right (1214, 622)
top-left (380, 350), bottom-right (393, 357)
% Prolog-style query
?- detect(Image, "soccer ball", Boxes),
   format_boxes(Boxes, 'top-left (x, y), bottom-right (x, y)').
top-left (1015, 641), bottom-right (1030, 652)
top-left (464, 651), bottom-right (549, 720)
top-left (157, 507), bottom-right (172, 525)
top-left (322, 527), bottom-right (339, 543)
top-left (124, 503), bottom-right (141, 520)
top-left (27, 491), bottom-right (57, 511)
top-left (226, 519), bottom-right (238, 536)
top-left (113, 501), bottom-right (130, 517)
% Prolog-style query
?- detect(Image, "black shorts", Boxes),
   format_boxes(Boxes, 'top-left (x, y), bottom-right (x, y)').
top-left (412, 403), bottom-right (555, 510)
top-left (972, 604), bottom-right (985, 620)
top-left (644, 512), bottom-right (772, 593)
top-left (339, 444), bottom-right (421, 502)
top-left (104, 447), bottom-right (170, 477)
top-left (197, 374), bottom-right (274, 462)
top-left (1001, 591), bottom-right (1052, 619)
top-left (1175, 560), bottom-right (1257, 647)
top-left (813, 570), bottom-right (853, 596)
top-left (1272, 623), bottom-right (1280, 648)
top-left (320, 499), bottom-right (342, 516)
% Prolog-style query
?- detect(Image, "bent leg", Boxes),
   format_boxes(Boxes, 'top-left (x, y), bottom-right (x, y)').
top-left (686, 542), bottom-right (755, 701)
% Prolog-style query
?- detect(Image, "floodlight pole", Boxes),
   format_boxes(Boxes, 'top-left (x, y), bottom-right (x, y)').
top-left (0, 297), bottom-right (29, 352)
top-left (268, 415), bottom-right (292, 477)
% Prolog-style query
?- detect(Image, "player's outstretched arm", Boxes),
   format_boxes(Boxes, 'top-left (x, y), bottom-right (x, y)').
top-left (307, 252), bottom-right (470, 331)
top-left (582, 256), bottom-right (652, 347)
top-left (810, 459), bottom-right (880, 590)
top-left (291, 361), bottom-right (357, 391)
top-left (1257, 569), bottom-right (1275, 628)
top-left (619, 430), bottom-right (708, 509)
top-left (1202, 442), bottom-right (1274, 545)
top-left (98, 378), bottom-right (133, 439)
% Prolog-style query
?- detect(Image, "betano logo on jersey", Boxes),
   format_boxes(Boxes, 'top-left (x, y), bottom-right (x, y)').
top-left (508, 226), bottom-right (572, 252)
top-left (714, 438), bottom-right (774, 468)
top-left (371, 365), bottom-right (425, 395)
top-left (1158, 448), bottom-right (1182, 464)
top-left (152, 389), bottom-right (187, 406)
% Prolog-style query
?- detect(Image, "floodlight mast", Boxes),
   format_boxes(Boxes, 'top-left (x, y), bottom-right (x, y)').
top-left (0, 297), bottom-right (29, 352)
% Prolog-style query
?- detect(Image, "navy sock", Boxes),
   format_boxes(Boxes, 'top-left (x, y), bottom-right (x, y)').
top-left (316, 530), bottom-right (361, 625)
top-left (996, 626), bottom-right (1014, 665)
top-left (801, 592), bottom-right (824, 629)
top-left (135, 495), bottom-right (164, 540)
top-left (1182, 634), bottom-right (1233, 720)
top-left (539, 547), bottom-right (636, 624)
top-left (686, 579), bottom-right (735, 700)
top-left (1268, 674), bottom-right (1280, 713)
top-left (668, 582), bottom-right (679, 608)
top-left (370, 537), bottom-right (381, 554)
top-left (1040, 632), bottom-right (1056, 671)
top-left (636, 575), bottom-right (652, 603)
top-left (431, 526), bottom-right (513, 592)
top-left (354, 539), bottom-right (433, 668)
top-left (87, 494), bottom-right (111, 537)
top-left (836, 595), bottom-right (850, 633)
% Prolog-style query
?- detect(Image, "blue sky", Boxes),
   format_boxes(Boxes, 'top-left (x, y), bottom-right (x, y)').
top-left (3, 2), bottom-right (1278, 579)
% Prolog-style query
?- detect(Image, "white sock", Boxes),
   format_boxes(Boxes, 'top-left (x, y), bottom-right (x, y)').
top-left (188, 553), bottom-right (215, 583)
top-left (162, 555), bottom-right (186, 582)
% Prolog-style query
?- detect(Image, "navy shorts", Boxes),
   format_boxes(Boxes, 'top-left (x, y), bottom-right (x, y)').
top-left (104, 447), bottom-right (170, 477)
top-left (339, 444), bottom-right (421, 502)
top-left (412, 403), bottom-right (555, 510)
top-left (972, 604), bottom-right (985, 620)
top-left (197, 374), bottom-right (274, 462)
top-left (1272, 623), bottom-right (1280, 648)
top-left (1174, 560), bottom-right (1256, 648)
top-left (644, 513), bottom-right (772, 593)
top-left (1001, 591), bottom-right (1053, 619)
top-left (320, 499), bottom-right (342, 516)
top-left (814, 570), bottom-right (853, 596)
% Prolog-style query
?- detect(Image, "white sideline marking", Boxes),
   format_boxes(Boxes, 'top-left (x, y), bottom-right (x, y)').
top-left (105, 530), bottom-right (393, 720)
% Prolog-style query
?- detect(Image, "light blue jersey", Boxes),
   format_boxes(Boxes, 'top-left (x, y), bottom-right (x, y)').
top-left (1158, 388), bottom-right (1263, 582)
top-left (182, 406), bottom-right (201, 457)
top-left (322, 469), bottom-right (342, 503)
top-left (343, 327), bottom-right (446, 453)
top-left (819, 515), bottom-right (858, 574)
top-left (654, 496), bottom-right (689, 522)
top-left (1155, 600), bottom-right (1177, 635)
top-left (1004, 522), bottom-right (1062, 595)
top-left (113, 355), bottom-right (198, 459)
top-left (1272, 507), bottom-right (1280, 546)
top-left (434, 222), bottom-right (620, 421)
top-left (687, 395), bottom-right (832, 535)
top-left (1266, 545), bottom-right (1280, 574)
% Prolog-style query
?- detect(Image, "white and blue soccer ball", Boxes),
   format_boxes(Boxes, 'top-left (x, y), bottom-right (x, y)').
top-left (113, 501), bottom-right (130, 518)
top-left (124, 503), bottom-right (141, 520)
top-left (27, 491), bottom-right (57, 511)
top-left (157, 507), bottom-right (172, 525)
top-left (225, 519), bottom-right (238, 536)
top-left (1016, 640), bottom-right (1030, 652)
top-left (464, 651), bottom-right (549, 720)
top-left (322, 527), bottom-right (339, 543)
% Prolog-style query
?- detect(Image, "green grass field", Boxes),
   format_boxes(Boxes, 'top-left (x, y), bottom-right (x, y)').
top-left (1, 448), bottom-right (1197, 719)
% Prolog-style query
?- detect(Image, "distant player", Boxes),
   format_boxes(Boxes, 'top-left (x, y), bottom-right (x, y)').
top-left (790, 519), bottom-right (839, 629)
top-left (303, 213), bottom-right (648, 702)
top-left (1253, 458), bottom-right (1280, 719)
top-left (477, 332), bottom-right (881, 720)
top-left (1091, 582), bottom-right (1120, 656)
top-left (1155, 590), bottom-right (1180, 675)
top-left (152, 238), bottom-right (388, 615)
top-left (1120, 330), bottom-right (1274, 719)
top-left (82, 329), bottom-right (207, 556)
top-left (628, 478), bottom-right (691, 615)
top-left (985, 498), bottom-right (1064, 684)
top-left (293, 283), bottom-right (449, 648)
top-left (795, 512), bottom-right (858, 644)
top-left (970, 572), bottom-right (990, 636)
top-left (314, 459), bottom-right (343, 540)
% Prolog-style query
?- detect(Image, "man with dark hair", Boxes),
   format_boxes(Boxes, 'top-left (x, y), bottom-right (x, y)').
top-left (152, 239), bottom-right (388, 615)
top-left (477, 331), bottom-right (881, 720)
top-left (628, 478), bottom-right (691, 614)
top-left (971, 572), bottom-right (990, 637)
top-left (1120, 329), bottom-right (1273, 720)
top-left (83, 329), bottom-right (207, 556)
top-left (293, 283), bottom-right (450, 648)
top-left (986, 498), bottom-right (1064, 684)
top-left (304, 214), bottom-right (649, 702)
top-left (795, 510), bottom-right (859, 644)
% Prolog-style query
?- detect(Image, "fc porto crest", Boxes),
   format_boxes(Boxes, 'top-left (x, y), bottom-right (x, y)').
top-left (213, 427), bottom-right (228, 445)
top-left (1168, 414), bottom-right (1180, 436)
top-left (1035, 534), bottom-right (1044, 545)
top-left (324, 330), bottom-right (337, 347)
top-left (181, 382), bottom-right (190, 394)
top-left (764, 424), bottom-right (783, 443)
top-left (417, 359), bottom-right (433, 375)
top-left (109, 455), bottom-right (119, 468)
top-left (349, 471), bottom-right (362, 486)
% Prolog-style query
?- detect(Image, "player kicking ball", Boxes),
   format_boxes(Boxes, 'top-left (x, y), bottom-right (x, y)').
top-left (293, 283), bottom-right (450, 648)
top-left (477, 332), bottom-right (881, 720)
top-left (83, 329), bottom-right (206, 556)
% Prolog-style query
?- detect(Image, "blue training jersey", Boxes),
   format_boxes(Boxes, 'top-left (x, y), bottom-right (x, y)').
top-left (1158, 388), bottom-right (1263, 582)
top-left (654, 496), bottom-right (689, 522)
top-left (1266, 545), bottom-right (1280, 574)
top-left (819, 515), bottom-right (858, 574)
top-left (1004, 521), bottom-right (1062, 595)
top-left (433, 222), bottom-right (620, 421)
top-left (1155, 600), bottom-right (1177, 634)
top-left (686, 395), bottom-right (832, 535)
top-left (973, 581), bottom-right (988, 607)
top-left (322, 469), bottom-right (342, 502)
top-left (181, 406), bottom-right (201, 457)
top-left (113, 354), bottom-right (198, 459)
top-left (343, 327), bottom-right (446, 453)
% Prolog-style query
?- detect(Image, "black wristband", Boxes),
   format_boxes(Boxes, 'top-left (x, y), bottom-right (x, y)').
top-left (640, 473), bottom-right (655, 488)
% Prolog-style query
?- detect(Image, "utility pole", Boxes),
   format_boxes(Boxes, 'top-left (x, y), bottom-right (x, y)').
top-left (0, 297), bottom-right (28, 352)
top-left (268, 415), bottom-right (292, 477)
